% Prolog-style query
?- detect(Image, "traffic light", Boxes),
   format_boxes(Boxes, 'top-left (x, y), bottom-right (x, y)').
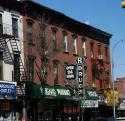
top-left (121, 0), bottom-right (125, 8)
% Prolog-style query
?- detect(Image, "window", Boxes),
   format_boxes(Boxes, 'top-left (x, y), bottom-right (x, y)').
top-left (90, 42), bottom-right (94, 58)
top-left (0, 51), bottom-right (3, 80)
top-left (82, 38), bottom-right (86, 56)
top-left (72, 35), bottom-right (77, 54)
top-left (62, 32), bottom-right (68, 52)
top-left (51, 30), bottom-right (57, 51)
top-left (27, 21), bottom-right (33, 44)
top-left (27, 56), bottom-right (35, 81)
top-left (105, 46), bottom-right (108, 61)
top-left (98, 44), bottom-right (103, 59)
top-left (14, 52), bottom-right (20, 82)
top-left (12, 17), bottom-right (18, 37)
top-left (0, 14), bottom-right (3, 34)
top-left (53, 60), bottom-right (59, 84)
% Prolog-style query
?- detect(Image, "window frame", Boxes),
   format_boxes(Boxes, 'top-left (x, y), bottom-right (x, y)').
top-left (0, 13), bottom-right (3, 34)
top-left (12, 17), bottom-right (19, 38)
top-left (53, 60), bottom-right (59, 85)
top-left (62, 31), bottom-right (68, 52)
top-left (72, 34), bottom-right (78, 55)
top-left (26, 20), bottom-right (34, 44)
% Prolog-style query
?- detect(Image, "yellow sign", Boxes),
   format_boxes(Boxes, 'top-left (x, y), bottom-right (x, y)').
top-left (103, 89), bottom-right (119, 106)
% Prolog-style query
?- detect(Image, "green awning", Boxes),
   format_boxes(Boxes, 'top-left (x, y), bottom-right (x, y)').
top-left (80, 89), bottom-right (99, 108)
top-left (85, 89), bottom-right (98, 100)
top-left (29, 83), bottom-right (74, 100)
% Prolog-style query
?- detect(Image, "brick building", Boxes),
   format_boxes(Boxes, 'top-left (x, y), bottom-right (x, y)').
top-left (115, 77), bottom-right (125, 99)
top-left (0, 0), bottom-right (112, 121)
top-left (20, 1), bottom-right (112, 121)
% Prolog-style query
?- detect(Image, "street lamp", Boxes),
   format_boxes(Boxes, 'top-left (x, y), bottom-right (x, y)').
top-left (111, 39), bottom-right (124, 120)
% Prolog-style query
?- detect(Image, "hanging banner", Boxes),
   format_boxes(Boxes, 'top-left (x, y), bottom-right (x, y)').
top-left (65, 64), bottom-right (76, 80)
top-left (76, 57), bottom-right (84, 96)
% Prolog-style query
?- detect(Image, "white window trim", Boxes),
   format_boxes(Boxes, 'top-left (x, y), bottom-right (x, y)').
top-left (82, 41), bottom-right (86, 56)
top-left (64, 35), bottom-right (68, 52)
top-left (74, 38), bottom-right (77, 54)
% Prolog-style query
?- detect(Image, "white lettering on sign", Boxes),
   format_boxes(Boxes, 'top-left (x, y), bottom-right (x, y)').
top-left (65, 65), bottom-right (76, 80)
top-left (45, 88), bottom-right (56, 96)
top-left (87, 91), bottom-right (98, 97)
top-left (40, 87), bottom-right (43, 94)
top-left (66, 66), bottom-right (74, 70)
top-left (77, 65), bottom-right (83, 70)
top-left (0, 83), bottom-right (15, 89)
top-left (66, 75), bottom-right (75, 79)
top-left (77, 57), bottom-right (83, 64)
top-left (76, 57), bottom-right (84, 96)
top-left (81, 100), bottom-right (98, 108)
top-left (57, 89), bottom-right (71, 96)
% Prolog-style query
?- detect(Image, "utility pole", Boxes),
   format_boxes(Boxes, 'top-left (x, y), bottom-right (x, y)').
top-left (111, 40), bottom-right (125, 121)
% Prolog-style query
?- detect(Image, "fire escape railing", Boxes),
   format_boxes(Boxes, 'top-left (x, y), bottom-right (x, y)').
top-left (0, 24), bottom-right (28, 95)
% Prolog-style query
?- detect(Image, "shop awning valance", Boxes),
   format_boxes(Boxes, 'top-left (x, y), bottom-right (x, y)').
top-left (27, 83), bottom-right (75, 100)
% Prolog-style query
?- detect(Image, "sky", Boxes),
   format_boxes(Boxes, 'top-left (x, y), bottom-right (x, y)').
top-left (37, 0), bottom-right (125, 80)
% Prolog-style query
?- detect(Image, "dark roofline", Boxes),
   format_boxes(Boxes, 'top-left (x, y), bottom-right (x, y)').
top-left (22, 0), bottom-right (112, 43)
top-left (0, 0), bottom-right (112, 44)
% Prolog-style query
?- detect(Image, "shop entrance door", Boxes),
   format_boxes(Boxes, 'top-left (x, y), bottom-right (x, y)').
top-left (41, 110), bottom-right (53, 121)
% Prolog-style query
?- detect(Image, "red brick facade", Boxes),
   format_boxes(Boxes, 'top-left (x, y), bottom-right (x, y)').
top-left (115, 78), bottom-right (125, 98)
top-left (22, 1), bottom-right (112, 91)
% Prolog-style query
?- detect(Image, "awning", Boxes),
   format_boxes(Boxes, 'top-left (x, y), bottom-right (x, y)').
top-left (80, 89), bottom-right (99, 108)
top-left (27, 82), bottom-right (78, 101)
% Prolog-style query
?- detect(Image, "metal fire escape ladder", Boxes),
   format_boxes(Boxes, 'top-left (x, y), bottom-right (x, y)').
top-left (8, 36), bottom-right (27, 82)
top-left (0, 36), bottom-right (13, 64)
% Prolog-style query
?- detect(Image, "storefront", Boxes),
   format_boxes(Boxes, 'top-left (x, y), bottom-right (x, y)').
top-left (0, 80), bottom-right (17, 121)
top-left (80, 89), bottom-right (99, 121)
top-left (26, 82), bottom-right (80, 121)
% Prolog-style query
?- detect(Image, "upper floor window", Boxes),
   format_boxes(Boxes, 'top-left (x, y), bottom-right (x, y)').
top-left (62, 31), bottom-right (68, 52)
top-left (27, 20), bottom-right (34, 44)
top-left (51, 28), bottom-right (57, 51)
top-left (53, 60), bottom-right (59, 85)
top-left (97, 44), bottom-right (103, 59)
top-left (13, 52), bottom-right (20, 82)
top-left (105, 46), bottom-right (109, 61)
top-left (72, 34), bottom-right (77, 55)
top-left (27, 55), bottom-right (35, 81)
top-left (90, 42), bottom-right (94, 58)
top-left (12, 17), bottom-right (18, 38)
top-left (82, 37), bottom-right (86, 56)
top-left (0, 51), bottom-right (3, 80)
top-left (0, 14), bottom-right (3, 34)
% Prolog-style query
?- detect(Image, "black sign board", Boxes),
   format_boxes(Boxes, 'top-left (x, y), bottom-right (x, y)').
top-left (76, 57), bottom-right (84, 96)
top-left (65, 64), bottom-right (76, 80)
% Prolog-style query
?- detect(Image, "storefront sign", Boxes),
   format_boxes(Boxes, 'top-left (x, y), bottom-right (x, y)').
top-left (65, 64), bottom-right (76, 80)
top-left (80, 89), bottom-right (98, 108)
top-left (56, 89), bottom-right (71, 96)
top-left (0, 81), bottom-right (16, 99)
top-left (44, 88), bottom-right (57, 96)
top-left (85, 90), bottom-right (98, 100)
top-left (39, 86), bottom-right (71, 97)
top-left (81, 100), bottom-right (98, 108)
top-left (76, 57), bottom-right (84, 96)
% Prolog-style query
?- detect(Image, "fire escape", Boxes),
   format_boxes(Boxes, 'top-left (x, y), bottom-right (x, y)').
top-left (0, 27), bottom-right (28, 95)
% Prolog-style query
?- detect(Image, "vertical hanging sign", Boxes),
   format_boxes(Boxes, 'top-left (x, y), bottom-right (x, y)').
top-left (76, 57), bottom-right (84, 96)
